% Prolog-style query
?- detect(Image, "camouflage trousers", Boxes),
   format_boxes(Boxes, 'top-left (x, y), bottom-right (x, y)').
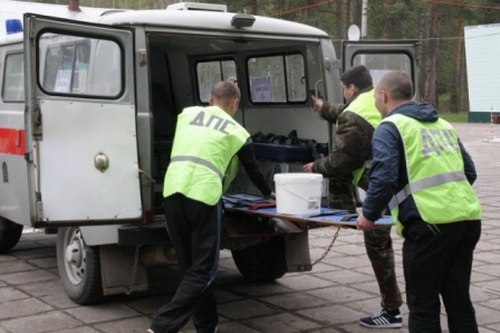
top-left (329, 180), bottom-right (403, 311)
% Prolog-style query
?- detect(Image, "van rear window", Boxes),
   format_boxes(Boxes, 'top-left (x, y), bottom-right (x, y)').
top-left (39, 33), bottom-right (122, 98)
top-left (351, 53), bottom-right (412, 85)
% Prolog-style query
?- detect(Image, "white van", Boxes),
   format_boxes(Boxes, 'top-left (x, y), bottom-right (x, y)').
top-left (0, 2), bottom-right (418, 304)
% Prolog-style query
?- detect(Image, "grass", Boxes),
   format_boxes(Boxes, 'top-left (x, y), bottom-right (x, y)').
top-left (435, 93), bottom-right (469, 123)
top-left (438, 111), bottom-right (468, 123)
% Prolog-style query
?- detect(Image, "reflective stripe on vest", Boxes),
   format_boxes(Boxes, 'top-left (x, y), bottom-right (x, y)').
top-left (170, 155), bottom-right (224, 180)
top-left (382, 113), bottom-right (482, 235)
top-left (340, 88), bottom-right (381, 185)
top-left (164, 106), bottom-right (250, 205)
top-left (388, 171), bottom-right (466, 210)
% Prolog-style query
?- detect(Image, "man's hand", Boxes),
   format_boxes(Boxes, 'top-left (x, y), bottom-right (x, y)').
top-left (303, 162), bottom-right (314, 173)
top-left (356, 213), bottom-right (375, 232)
top-left (311, 95), bottom-right (324, 112)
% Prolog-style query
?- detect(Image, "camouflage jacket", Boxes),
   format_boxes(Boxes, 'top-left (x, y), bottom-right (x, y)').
top-left (312, 90), bottom-right (375, 191)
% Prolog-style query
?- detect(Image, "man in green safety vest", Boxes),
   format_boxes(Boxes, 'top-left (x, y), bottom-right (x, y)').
top-left (357, 71), bottom-right (482, 332)
top-left (149, 81), bottom-right (272, 333)
top-left (304, 65), bottom-right (403, 328)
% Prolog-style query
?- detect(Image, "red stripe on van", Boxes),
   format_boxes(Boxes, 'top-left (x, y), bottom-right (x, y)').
top-left (0, 128), bottom-right (26, 155)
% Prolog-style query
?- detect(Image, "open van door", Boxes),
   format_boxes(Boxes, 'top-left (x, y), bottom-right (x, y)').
top-left (24, 14), bottom-right (142, 225)
top-left (342, 40), bottom-right (420, 98)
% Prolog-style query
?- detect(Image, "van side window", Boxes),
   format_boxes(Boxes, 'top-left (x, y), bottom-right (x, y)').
top-left (2, 53), bottom-right (24, 102)
top-left (196, 60), bottom-right (237, 103)
top-left (39, 33), bottom-right (122, 98)
top-left (248, 53), bottom-right (306, 104)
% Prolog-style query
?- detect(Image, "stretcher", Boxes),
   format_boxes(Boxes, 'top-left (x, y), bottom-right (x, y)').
top-left (223, 193), bottom-right (393, 228)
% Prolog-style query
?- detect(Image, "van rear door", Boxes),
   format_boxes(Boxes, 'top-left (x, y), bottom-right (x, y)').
top-left (342, 40), bottom-right (420, 97)
top-left (24, 14), bottom-right (142, 225)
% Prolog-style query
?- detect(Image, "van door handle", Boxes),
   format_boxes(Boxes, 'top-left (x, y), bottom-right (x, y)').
top-left (94, 152), bottom-right (109, 172)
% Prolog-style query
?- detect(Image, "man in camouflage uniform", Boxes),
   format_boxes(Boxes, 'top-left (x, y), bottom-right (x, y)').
top-left (304, 65), bottom-right (403, 328)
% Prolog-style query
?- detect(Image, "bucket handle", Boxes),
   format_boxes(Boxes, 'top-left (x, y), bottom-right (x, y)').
top-left (281, 184), bottom-right (322, 203)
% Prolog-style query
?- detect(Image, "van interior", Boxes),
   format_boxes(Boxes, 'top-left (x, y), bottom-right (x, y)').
top-left (147, 33), bottom-right (330, 213)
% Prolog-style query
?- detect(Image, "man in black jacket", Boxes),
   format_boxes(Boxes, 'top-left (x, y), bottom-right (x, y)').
top-left (357, 71), bottom-right (482, 332)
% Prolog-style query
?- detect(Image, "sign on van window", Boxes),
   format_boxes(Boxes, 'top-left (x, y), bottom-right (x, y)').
top-left (39, 33), bottom-right (122, 98)
top-left (250, 76), bottom-right (273, 102)
top-left (54, 70), bottom-right (72, 93)
top-left (248, 53), bottom-right (306, 104)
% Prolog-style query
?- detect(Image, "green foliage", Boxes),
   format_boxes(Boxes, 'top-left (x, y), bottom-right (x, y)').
top-left (439, 111), bottom-right (468, 123)
top-left (27, 0), bottom-right (500, 116)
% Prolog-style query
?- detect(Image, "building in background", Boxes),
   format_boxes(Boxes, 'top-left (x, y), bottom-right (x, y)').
top-left (465, 23), bottom-right (500, 123)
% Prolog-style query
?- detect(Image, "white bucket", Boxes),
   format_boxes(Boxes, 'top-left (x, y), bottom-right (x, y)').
top-left (274, 173), bottom-right (323, 216)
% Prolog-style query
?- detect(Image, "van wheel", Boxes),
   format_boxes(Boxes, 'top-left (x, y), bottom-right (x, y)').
top-left (0, 218), bottom-right (23, 253)
top-left (57, 227), bottom-right (103, 305)
top-left (231, 236), bottom-right (287, 282)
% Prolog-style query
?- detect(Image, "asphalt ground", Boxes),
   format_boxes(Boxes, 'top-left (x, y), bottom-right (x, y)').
top-left (1, 122), bottom-right (499, 333)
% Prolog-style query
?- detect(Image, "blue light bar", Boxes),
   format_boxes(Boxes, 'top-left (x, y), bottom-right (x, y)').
top-left (6, 19), bottom-right (22, 34)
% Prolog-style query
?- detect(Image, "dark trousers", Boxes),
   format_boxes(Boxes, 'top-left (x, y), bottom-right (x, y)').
top-left (150, 193), bottom-right (222, 333)
top-left (403, 220), bottom-right (481, 333)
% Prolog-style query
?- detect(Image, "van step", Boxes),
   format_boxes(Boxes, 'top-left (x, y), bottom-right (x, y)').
top-left (118, 223), bottom-right (170, 246)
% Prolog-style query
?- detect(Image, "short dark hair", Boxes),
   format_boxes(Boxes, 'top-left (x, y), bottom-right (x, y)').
top-left (378, 71), bottom-right (413, 101)
top-left (211, 81), bottom-right (240, 102)
top-left (341, 65), bottom-right (373, 90)
top-left (212, 81), bottom-right (241, 109)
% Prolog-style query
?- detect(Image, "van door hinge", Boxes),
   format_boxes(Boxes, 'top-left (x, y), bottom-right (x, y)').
top-left (32, 105), bottom-right (43, 138)
top-left (138, 49), bottom-right (147, 67)
top-left (36, 192), bottom-right (43, 220)
top-left (28, 17), bottom-right (36, 40)
top-left (324, 59), bottom-right (342, 71)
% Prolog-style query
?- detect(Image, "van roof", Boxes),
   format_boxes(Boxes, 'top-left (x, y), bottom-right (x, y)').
top-left (98, 9), bottom-right (329, 39)
top-left (0, 0), bottom-right (109, 36)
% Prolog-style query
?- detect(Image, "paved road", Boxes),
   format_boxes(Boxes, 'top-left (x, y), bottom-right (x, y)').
top-left (1, 122), bottom-right (499, 333)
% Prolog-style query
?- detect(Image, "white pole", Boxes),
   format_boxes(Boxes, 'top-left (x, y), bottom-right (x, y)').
top-left (361, 0), bottom-right (368, 40)
top-left (491, 107), bottom-right (494, 140)
top-left (359, 0), bottom-right (368, 65)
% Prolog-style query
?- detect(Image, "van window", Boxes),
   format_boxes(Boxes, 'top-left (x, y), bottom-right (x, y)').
top-left (248, 53), bottom-right (306, 103)
top-left (352, 53), bottom-right (412, 85)
top-left (196, 60), bottom-right (237, 103)
top-left (39, 33), bottom-right (122, 97)
top-left (2, 53), bottom-right (24, 102)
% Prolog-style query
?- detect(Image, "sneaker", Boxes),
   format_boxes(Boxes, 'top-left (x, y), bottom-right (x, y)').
top-left (146, 330), bottom-right (154, 333)
top-left (359, 310), bottom-right (403, 328)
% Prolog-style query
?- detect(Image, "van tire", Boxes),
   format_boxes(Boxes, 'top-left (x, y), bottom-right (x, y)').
top-left (0, 218), bottom-right (23, 253)
top-left (231, 236), bottom-right (287, 282)
top-left (57, 227), bottom-right (103, 305)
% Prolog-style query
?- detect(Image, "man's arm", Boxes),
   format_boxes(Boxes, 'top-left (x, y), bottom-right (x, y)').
top-left (319, 102), bottom-right (345, 123)
top-left (237, 143), bottom-right (272, 196)
top-left (361, 123), bottom-right (401, 222)
top-left (458, 139), bottom-right (477, 185)
top-left (311, 111), bottom-right (374, 178)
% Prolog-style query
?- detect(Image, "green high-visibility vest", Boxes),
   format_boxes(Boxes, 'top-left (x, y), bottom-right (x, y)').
top-left (340, 88), bottom-right (381, 185)
top-left (163, 105), bottom-right (250, 205)
top-left (383, 113), bottom-right (482, 235)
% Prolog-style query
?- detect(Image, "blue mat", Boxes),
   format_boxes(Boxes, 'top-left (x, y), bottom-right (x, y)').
top-left (223, 193), bottom-right (393, 227)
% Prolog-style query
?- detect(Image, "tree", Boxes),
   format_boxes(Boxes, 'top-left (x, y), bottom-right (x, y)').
top-left (450, 0), bottom-right (466, 113)
top-left (427, 2), bottom-right (440, 109)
